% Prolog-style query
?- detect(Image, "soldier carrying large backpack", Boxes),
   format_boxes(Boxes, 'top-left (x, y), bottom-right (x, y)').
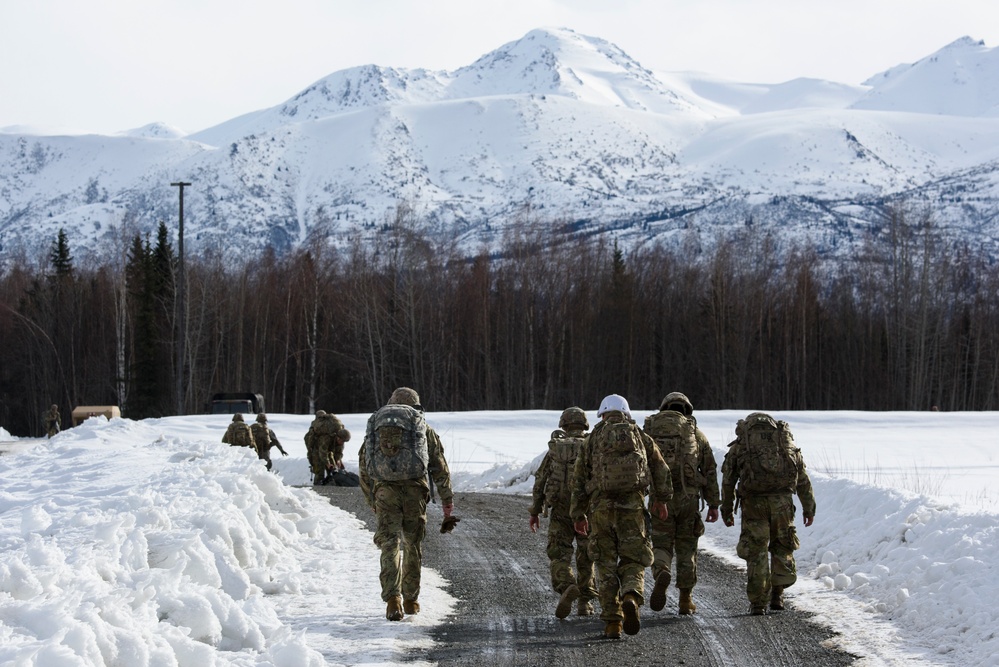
top-left (221, 413), bottom-right (256, 453)
top-left (721, 412), bottom-right (816, 615)
top-left (358, 387), bottom-right (455, 622)
top-left (643, 391), bottom-right (720, 616)
top-left (251, 412), bottom-right (287, 471)
top-left (570, 394), bottom-right (672, 640)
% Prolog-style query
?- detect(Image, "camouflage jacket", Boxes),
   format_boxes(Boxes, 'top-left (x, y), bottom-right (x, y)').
top-left (720, 437), bottom-right (816, 520)
top-left (529, 427), bottom-right (586, 516)
top-left (359, 424), bottom-right (454, 508)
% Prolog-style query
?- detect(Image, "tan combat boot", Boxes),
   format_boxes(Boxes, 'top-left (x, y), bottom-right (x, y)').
top-left (386, 596), bottom-right (404, 621)
top-left (555, 584), bottom-right (580, 619)
top-left (649, 571), bottom-right (671, 611)
top-left (404, 599), bottom-right (420, 615)
top-left (577, 599), bottom-right (595, 616)
top-left (604, 620), bottom-right (623, 639)
top-left (622, 592), bottom-right (642, 635)
top-left (770, 585), bottom-right (784, 611)
top-left (679, 588), bottom-right (696, 615)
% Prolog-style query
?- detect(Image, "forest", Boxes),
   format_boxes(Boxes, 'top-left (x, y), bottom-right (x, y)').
top-left (1, 203), bottom-right (997, 437)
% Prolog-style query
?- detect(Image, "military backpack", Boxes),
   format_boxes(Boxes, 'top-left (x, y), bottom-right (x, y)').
top-left (250, 422), bottom-right (271, 451)
top-left (364, 404), bottom-right (430, 482)
top-left (644, 409), bottom-right (702, 497)
top-left (230, 423), bottom-right (254, 450)
top-left (543, 428), bottom-right (585, 508)
top-left (737, 412), bottom-right (799, 494)
top-left (586, 418), bottom-right (650, 496)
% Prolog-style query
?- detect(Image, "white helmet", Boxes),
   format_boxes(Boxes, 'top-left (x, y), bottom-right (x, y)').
top-left (597, 394), bottom-right (631, 418)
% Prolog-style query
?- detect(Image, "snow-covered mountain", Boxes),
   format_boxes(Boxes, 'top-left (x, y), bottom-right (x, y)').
top-left (2, 27), bottom-right (999, 266)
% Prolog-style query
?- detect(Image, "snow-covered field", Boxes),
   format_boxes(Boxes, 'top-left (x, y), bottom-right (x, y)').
top-left (0, 408), bottom-right (996, 666)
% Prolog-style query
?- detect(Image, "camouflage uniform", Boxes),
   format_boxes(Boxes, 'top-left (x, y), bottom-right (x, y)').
top-left (529, 407), bottom-right (597, 616)
top-left (222, 413), bottom-right (256, 452)
top-left (720, 413), bottom-right (816, 614)
top-left (43, 404), bottom-right (61, 438)
top-left (305, 410), bottom-right (344, 484)
top-left (358, 387), bottom-right (454, 620)
top-left (570, 395), bottom-right (672, 638)
top-left (644, 392), bottom-right (720, 614)
top-left (251, 413), bottom-right (287, 470)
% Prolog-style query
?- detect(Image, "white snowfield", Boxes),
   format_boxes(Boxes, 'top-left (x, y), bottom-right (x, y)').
top-left (0, 409), bottom-right (996, 666)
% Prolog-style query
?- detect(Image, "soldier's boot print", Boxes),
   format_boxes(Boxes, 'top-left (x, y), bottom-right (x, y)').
top-left (577, 598), bottom-right (595, 616)
top-left (679, 588), bottom-right (696, 615)
top-left (386, 596), bottom-right (404, 621)
top-left (770, 585), bottom-right (784, 611)
top-left (649, 570), bottom-right (671, 611)
top-left (404, 599), bottom-right (420, 615)
top-left (603, 620), bottom-right (623, 639)
top-left (622, 592), bottom-right (642, 635)
top-left (555, 584), bottom-right (580, 619)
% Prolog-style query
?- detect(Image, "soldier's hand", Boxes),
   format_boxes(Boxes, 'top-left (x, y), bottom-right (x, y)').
top-left (573, 519), bottom-right (589, 537)
top-left (705, 507), bottom-right (719, 523)
top-left (722, 513), bottom-right (735, 527)
top-left (803, 515), bottom-right (814, 527)
top-left (650, 501), bottom-right (668, 521)
top-left (443, 503), bottom-right (454, 518)
top-left (529, 514), bottom-right (540, 533)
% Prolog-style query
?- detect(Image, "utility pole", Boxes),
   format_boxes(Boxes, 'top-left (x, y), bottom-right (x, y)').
top-left (170, 181), bottom-right (192, 415)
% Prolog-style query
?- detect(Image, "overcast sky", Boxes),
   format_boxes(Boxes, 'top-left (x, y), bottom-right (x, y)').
top-left (2, 0), bottom-right (996, 136)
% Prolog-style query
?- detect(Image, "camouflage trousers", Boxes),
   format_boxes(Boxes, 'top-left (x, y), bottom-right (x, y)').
top-left (649, 493), bottom-right (705, 590)
top-left (257, 446), bottom-right (274, 470)
top-left (736, 494), bottom-right (801, 606)
top-left (546, 505), bottom-right (597, 602)
top-left (587, 504), bottom-right (654, 622)
top-left (373, 482), bottom-right (429, 603)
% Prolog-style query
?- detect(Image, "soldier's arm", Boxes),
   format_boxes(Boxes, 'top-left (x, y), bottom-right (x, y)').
top-left (426, 427), bottom-right (454, 506)
top-left (697, 429), bottom-right (721, 508)
top-left (358, 442), bottom-right (375, 508)
top-left (569, 437), bottom-right (592, 523)
top-left (529, 454), bottom-right (551, 516)
top-left (644, 433), bottom-right (673, 503)
top-left (720, 445), bottom-right (739, 524)
top-left (271, 430), bottom-right (287, 454)
top-left (795, 452), bottom-right (817, 519)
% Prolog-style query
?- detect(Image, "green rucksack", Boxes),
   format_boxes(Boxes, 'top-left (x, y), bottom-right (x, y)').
top-left (250, 422), bottom-right (271, 451)
top-left (231, 423), bottom-right (254, 450)
top-left (643, 409), bottom-right (702, 497)
top-left (364, 404), bottom-right (429, 482)
top-left (543, 429), bottom-right (585, 508)
top-left (737, 412), bottom-right (799, 494)
top-left (586, 418), bottom-right (650, 496)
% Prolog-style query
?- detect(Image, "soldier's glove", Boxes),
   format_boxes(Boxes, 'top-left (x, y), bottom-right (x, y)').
top-left (705, 506), bottom-right (720, 523)
top-left (573, 518), bottom-right (589, 537)
top-left (721, 509), bottom-right (735, 527)
top-left (440, 515), bottom-right (461, 534)
top-left (529, 514), bottom-right (540, 533)
top-left (650, 501), bottom-right (669, 522)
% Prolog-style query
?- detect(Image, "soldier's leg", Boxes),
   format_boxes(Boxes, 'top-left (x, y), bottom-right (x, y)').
top-left (400, 485), bottom-right (429, 603)
top-left (574, 533), bottom-right (598, 604)
top-left (617, 507), bottom-right (653, 604)
top-left (674, 496), bottom-right (706, 590)
top-left (589, 509), bottom-right (624, 622)
top-left (736, 496), bottom-right (772, 609)
top-left (649, 511), bottom-right (677, 582)
top-left (373, 486), bottom-right (405, 601)
top-left (769, 496), bottom-right (800, 589)
top-left (547, 510), bottom-right (578, 594)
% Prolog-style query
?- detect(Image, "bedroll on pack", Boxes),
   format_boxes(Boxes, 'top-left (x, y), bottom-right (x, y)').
top-left (738, 413), bottom-right (798, 494)
top-left (588, 420), bottom-right (650, 495)
top-left (365, 404), bottom-right (430, 482)
top-left (544, 429), bottom-right (585, 507)
top-left (644, 410), bottom-right (701, 496)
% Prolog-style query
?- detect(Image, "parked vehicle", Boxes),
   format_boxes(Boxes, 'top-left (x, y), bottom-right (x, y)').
top-left (209, 393), bottom-right (265, 415)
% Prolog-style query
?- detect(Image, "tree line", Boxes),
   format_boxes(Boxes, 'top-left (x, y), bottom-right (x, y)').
top-left (2, 203), bottom-right (997, 437)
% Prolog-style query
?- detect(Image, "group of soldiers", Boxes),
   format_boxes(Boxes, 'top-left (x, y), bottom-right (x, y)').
top-left (221, 412), bottom-right (288, 469)
top-left (530, 392), bottom-right (816, 639)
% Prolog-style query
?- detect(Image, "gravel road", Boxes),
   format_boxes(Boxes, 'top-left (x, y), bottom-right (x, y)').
top-left (316, 486), bottom-right (857, 667)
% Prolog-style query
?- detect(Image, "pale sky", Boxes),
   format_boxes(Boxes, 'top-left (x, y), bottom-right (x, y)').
top-left (2, 0), bottom-right (997, 135)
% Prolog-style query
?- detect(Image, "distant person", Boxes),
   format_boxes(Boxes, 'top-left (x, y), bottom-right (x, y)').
top-left (359, 387), bottom-right (454, 621)
top-left (529, 407), bottom-right (597, 618)
top-left (326, 428), bottom-right (361, 486)
top-left (720, 413), bottom-right (816, 615)
top-left (643, 392), bottom-right (720, 615)
top-left (42, 404), bottom-right (61, 438)
top-left (304, 410), bottom-right (344, 485)
top-left (221, 413), bottom-right (256, 452)
top-left (570, 394), bottom-right (672, 639)
top-left (251, 412), bottom-right (288, 470)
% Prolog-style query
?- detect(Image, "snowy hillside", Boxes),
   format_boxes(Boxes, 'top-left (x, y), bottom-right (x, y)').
top-left (2, 28), bottom-right (999, 265)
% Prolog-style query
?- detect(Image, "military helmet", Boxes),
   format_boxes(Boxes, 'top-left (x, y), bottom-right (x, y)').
top-left (744, 412), bottom-right (778, 430)
top-left (597, 394), bottom-right (631, 418)
top-left (256, 412), bottom-right (267, 423)
top-left (315, 409), bottom-right (327, 418)
top-left (232, 413), bottom-right (244, 422)
top-left (51, 403), bottom-right (58, 410)
top-left (389, 387), bottom-right (420, 407)
top-left (559, 406), bottom-right (589, 430)
top-left (659, 391), bottom-right (693, 416)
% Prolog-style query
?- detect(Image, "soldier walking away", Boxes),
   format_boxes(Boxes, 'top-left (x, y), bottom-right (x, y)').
top-left (359, 387), bottom-right (455, 622)
top-left (570, 394), bottom-right (672, 639)
top-left (529, 407), bottom-right (598, 619)
top-left (305, 410), bottom-right (344, 485)
top-left (327, 429), bottom-right (361, 486)
top-left (221, 413), bottom-right (256, 453)
top-left (43, 404), bottom-right (61, 438)
top-left (643, 392), bottom-right (720, 615)
top-left (720, 413), bottom-right (816, 615)
top-left (251, 412), bottom-right (288, 470)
